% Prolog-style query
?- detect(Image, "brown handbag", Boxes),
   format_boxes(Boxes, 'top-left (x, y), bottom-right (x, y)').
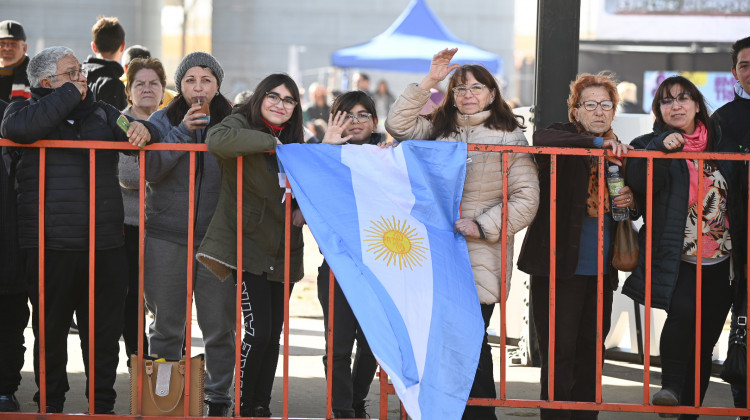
top-left (612, 219), bottom-right (639, 271)
top-left (129, 353), bottom-right (205, 416)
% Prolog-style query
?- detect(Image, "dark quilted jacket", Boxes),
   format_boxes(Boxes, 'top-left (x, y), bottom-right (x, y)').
top-left (0, 82), bottom-right (159, 251)
top-left (623, 122), bottom-right (745, 310)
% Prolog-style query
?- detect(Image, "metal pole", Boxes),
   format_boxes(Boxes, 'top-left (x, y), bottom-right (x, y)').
top-left (533, 0), bottom-right (581, 131)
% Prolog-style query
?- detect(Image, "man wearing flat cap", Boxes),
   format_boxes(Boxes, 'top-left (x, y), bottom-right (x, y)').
top-left (0, 20), bottom-right (30, 102)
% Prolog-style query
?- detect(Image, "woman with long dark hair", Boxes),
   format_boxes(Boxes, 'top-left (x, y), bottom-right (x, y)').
top-left (624, 75), bottom-right (746, 417)
top-left (386, 48), bottom-right (539, 420)
top-left (197, 73), bottom-right (305, 418)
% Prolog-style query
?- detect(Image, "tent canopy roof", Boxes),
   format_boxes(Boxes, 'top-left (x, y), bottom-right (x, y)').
top-left (331, 0), bottom-right (502, 75)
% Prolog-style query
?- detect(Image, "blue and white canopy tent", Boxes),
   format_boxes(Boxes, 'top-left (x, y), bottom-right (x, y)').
top-left (331, 0), bottom-right (502, 75)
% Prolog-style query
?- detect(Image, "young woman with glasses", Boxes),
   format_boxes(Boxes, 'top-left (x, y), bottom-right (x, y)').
top-left (517, 72), bottom-right (636, 420)
top-left (197, 73), bottom-right (305, 418)
top-left (385, 48), bottom-right (540, 420)
top-left (623, 75), bottom-right (746, 416)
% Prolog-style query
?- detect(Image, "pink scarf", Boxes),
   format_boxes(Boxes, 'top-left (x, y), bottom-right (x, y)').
top-left (681, 121), bottom-right (708, 206)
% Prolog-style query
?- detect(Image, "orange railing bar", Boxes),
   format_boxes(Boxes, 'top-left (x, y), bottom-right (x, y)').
top-left (136, 148), bottom-right (147, 414)
top-left (643, 157), bottom-right (654, 404)
top-left (38, 147), bottom-right (47, 413)
top-left (87, 148), bottom-right (96, 415)
top-left (283, 177), bottom-right (293, 419)
top-left (548, 154), bottom-right (558, 401)
top-left (499, 152), bottom-right (509, 400)
top-left (325, 269), bottom-right (335, 419)
top-left (3, 137), bottom-right (750, 419)
top-left (595, 156), bottom-right (605, 404)
top-left (234, 156), bottom-right (244, 417)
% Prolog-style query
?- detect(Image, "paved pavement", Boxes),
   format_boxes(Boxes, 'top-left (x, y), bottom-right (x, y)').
top-left (9, 227), bottom-right (742, 418)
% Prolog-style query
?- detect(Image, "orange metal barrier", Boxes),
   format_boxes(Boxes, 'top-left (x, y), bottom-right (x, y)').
top-left (0, 138), bottom-right (748, 419)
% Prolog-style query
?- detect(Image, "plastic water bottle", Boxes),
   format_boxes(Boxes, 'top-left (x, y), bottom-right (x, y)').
top-left (607, 165), bottom-right (628, 221)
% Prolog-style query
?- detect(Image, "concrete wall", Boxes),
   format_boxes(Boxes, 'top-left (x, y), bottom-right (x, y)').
top-left (211, 0), bottom-right (516, 102)
top-left (2, 0), bottom-right (162, 70)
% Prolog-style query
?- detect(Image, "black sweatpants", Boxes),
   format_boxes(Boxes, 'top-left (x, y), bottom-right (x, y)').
top-left (531, 274), bottom-right (614, 420)
top-left (236, 271), bottom-right (293, 412)
top-left (659, 260), bottom-right (733, 420)
top-left (0, 290), bottom-right (30, 395)
top-left (25, 247), bottom-right (128, 413)
top-left (317, 260), bottom-right (378, 417)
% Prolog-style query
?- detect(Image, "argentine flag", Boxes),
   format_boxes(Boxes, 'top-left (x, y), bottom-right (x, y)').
top-left (277, 141), bottom-right (485, 419)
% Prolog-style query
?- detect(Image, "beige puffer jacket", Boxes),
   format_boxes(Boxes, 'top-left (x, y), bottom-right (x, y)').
top-left (385, 84), bottom-right (539, 304)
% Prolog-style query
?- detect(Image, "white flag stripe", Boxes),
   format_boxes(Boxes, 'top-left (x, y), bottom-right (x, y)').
top-left (342, 145), bottom-right (433, 383)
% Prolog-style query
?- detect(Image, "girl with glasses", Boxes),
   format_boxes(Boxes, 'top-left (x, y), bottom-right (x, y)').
top-left (197, 73), bottom-right (305, 418)
top-left (385, 47), bottom-right (540, 420)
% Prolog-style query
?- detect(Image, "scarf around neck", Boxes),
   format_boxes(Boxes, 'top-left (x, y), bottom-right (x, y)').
top-left (262, 118), bottom-right (285, 136)
top-left (682, 121), bottom-right (708, 206)
top-left (584, 127), bottom-right (617, 217)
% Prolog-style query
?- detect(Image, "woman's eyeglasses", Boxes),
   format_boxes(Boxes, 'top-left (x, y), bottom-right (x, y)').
top-left (265, 92), bottom-right (298, 109)
top-left (659, 93), bottom-right (692, 107)
top-left (344, 112), bottom-right (372, 123)
top-left (577, 100), bottom-right (614, 111)
top-left (452, 83), bottom-right (487, 97)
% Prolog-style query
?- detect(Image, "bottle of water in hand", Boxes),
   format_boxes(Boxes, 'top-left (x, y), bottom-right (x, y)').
top-left (607, 165), bottom-right (628, 221)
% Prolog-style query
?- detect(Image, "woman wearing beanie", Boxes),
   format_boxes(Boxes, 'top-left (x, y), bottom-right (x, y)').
top-left (197, 73), bottom-right (305, 418)
top-left (143, 51), bottom-right (236, 417)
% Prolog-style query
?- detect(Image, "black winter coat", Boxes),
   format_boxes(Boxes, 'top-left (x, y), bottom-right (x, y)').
top-left (0, 99), bottom-right (25, 294)
top-left (83, 56), bottom-right (127, 110)
top-left (623, 122), bottom-right (746, 310)
top-left (0, 83), bottom-right (160, 251)
top-left (517, 122), bottom-right (619, 289)
top-left (712, 94), bottom-right (750, 151)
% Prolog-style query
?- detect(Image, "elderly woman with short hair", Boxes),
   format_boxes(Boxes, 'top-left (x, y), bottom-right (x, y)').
top-left (518, 72), bottom-right (636, 420)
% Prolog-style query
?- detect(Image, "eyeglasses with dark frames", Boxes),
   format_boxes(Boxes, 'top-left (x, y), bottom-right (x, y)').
top-left (265, 91), bottom-right (298, 109)
top-left (577, 100), bottom-right (614, 111)
top-left (48, 67), bottom-right (88, 82)
top-left (659, 93), bottom-right (692, 107)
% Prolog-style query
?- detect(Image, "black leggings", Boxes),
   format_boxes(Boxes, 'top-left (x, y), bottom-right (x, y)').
top-left (235, 271), bottom-right (293, 411)
top-left (659, 260), bottom-right (733, 419)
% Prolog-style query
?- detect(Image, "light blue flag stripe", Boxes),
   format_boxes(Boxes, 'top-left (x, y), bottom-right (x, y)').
top-left (277, 141), bottom-right (485, 420)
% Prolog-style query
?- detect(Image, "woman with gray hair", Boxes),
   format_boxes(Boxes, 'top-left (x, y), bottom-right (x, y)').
top-left (143, 51), bottom-right (235, 417)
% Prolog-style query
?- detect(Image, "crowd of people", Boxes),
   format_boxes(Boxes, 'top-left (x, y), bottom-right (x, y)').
top-left (0, 13), bottom-right (750, 420)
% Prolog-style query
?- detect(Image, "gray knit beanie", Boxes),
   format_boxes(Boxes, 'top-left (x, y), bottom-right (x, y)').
top-left (174, 52), bottom-right (224, 95)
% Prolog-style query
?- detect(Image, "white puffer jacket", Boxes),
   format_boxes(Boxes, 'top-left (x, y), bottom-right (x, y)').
top-left (386, 84), bottom-right (539, 304)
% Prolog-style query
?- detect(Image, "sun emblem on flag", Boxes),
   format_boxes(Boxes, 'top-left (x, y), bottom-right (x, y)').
top-left (364, 216), bottom-right (427, 270)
